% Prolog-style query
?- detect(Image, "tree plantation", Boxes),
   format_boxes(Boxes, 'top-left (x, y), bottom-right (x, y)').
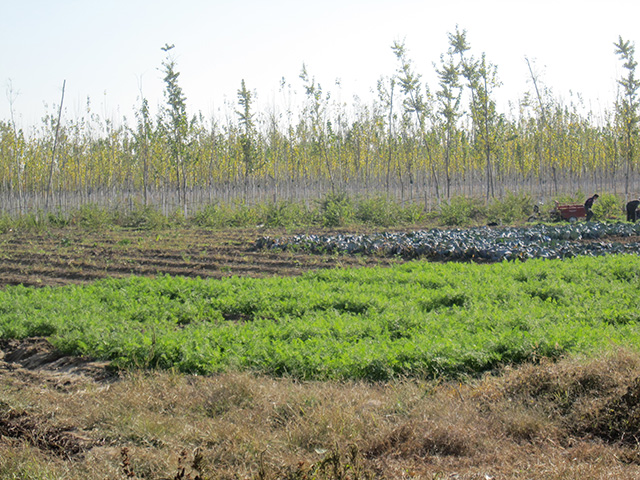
top-left (2, 31), bottom-right (639, 217)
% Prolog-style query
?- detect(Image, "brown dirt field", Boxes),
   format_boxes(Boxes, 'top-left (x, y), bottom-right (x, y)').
top-left (0, 226), bottom-right (402, 289)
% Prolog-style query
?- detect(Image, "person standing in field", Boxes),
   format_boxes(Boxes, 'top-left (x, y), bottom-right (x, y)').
top-left (584, 194), bottom-right (599, 221)
top-left (627, 198), bottom-right (640, 222)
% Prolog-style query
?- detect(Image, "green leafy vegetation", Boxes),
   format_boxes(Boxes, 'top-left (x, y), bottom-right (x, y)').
top-left (0, 190), bottom-right (631, 234)
top-left (436, 195), bottom-right (486, 226)
top-left (2, 255), bottom-right (640, 380)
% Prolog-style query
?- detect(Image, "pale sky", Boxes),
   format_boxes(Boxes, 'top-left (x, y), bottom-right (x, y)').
top-left (2, 0), bottom-right (639, 130)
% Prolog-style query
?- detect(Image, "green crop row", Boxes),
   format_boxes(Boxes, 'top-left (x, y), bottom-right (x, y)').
top-left (1, 255), bottom-right (640, 380)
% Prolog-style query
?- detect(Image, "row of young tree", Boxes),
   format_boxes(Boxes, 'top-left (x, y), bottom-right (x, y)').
top-left (1, 30), bottom-right (639, 216)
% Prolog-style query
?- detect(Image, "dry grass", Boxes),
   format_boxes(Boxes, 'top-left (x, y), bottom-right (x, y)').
top-left (3, 347), bottom-right (640, 478)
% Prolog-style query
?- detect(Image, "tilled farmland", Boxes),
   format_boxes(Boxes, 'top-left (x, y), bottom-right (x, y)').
top-left (2, 223), bottom-right (640, 289)
top-left (0, 227), bottom-right (402, 288)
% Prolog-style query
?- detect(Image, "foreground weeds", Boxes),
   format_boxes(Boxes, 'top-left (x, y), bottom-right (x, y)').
top-left (3, 348), bottom-right (640, 478)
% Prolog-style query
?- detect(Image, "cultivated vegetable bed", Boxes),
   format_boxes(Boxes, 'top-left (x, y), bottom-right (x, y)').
top-left (2, 254), bottom-right (640, 380)
top-left (255, 222), bottom-right (640, 262)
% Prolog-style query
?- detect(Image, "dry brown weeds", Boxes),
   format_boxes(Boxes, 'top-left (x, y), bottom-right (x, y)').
top-left (3, 340), bottom-right (640, 478)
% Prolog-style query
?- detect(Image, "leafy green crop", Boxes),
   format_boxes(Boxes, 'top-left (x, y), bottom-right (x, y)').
top-left (1, 255), bottom-right (640, 381)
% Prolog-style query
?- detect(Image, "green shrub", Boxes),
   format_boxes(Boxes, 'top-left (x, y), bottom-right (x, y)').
top-left (13, 212), bottom-right (49, 231)
top-left (354, 195), bottom-right (395, 226)
top-left (399, 202), bottom-right (426, 224)
top-left (438, 196), bottom-right (486, 226)
top-left (0, 209), bottom-right (70, 232)
top-left (553, 191), bottom-right (586, 205)
top-left (354, 196), bottom-right (425, 226)
top-left (193, 202), bottom-right (263, 228)
top-left (0, 191), bottom-right (628, 233)
top-left (487, 192), bottom-right (534, 225)
top-left (318, 192), bottom-right (354, 227)
top-left (119, 205), bottom-right (168, 230)
top-left (227, 203), bottom-right (262, 227)
top-left (45, 209), bottom-right (70, 228)
top-left (70, 204), bottom-right (113, 229)
top-left (0, 213), bottom-right (14, 233)
top-left (192, 204), bottom-right (223, 228)
top-left (593, 193), bottom-right (624, 221)
top-left (263, 201), bottom-right (310, 227)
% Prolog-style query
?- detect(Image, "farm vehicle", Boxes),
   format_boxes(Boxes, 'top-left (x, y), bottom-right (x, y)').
top-left (527, 202), bottom-right (588, 223)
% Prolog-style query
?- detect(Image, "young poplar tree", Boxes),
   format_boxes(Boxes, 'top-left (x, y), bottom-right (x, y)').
top-left (5, 80), bottom-right (24, 212)
top-left (524, 57), bottom-right (555, 194)
top-left (236, 79), bottom-right (256, 196)
top-left (376, 75), bottom-right (396, 194)
top-left (134, 94), bottom-right (152, 206)
top-left (299, 64), bottom-right (335, 193)
top-left (160, 43), bottom-right (190, 212)
top-left (614, 36), bottom-right (640, 198)
top-left (472, 54), bottom-right (502, 199)
top-left (451, 28), bottom-right (502, 199)
top-left (436, 44), bottom-right (463, 199)
top-left (391, 40), bottom-right (438, 202)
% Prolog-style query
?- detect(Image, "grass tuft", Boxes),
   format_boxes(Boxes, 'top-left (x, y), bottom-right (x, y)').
top-left (3, 350), bottom-right (640, 477)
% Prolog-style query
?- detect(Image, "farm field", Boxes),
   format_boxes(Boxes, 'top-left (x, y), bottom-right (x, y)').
top-left (3, 224), bottom-right (640, 478)
top-left (5, 15), bottom-right (640, 478)
top-left (0, 226), bottom-right (403, 288)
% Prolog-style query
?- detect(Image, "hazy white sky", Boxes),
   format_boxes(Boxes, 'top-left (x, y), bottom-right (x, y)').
top-left (2, 0), bottom-right (639, 129)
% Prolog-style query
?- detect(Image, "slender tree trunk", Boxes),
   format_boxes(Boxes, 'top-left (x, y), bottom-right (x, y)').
top-left (46, 79), bottom-right (66, 211)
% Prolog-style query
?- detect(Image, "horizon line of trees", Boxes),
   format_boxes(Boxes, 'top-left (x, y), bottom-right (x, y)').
top-left (1, 30), bottom-right (639, 217)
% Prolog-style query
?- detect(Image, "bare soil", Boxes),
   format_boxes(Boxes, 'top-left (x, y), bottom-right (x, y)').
top-left (0, 226), bottom-right (402, 288)
top-left (0, 338), bottom-right (110, 458)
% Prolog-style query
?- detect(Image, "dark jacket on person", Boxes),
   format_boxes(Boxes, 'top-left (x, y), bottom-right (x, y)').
top-left (627, 200), bottom-right (640, 222)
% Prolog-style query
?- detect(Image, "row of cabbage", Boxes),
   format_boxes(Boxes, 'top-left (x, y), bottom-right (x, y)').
top-left (254, 222), bottom-right (640, 262)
